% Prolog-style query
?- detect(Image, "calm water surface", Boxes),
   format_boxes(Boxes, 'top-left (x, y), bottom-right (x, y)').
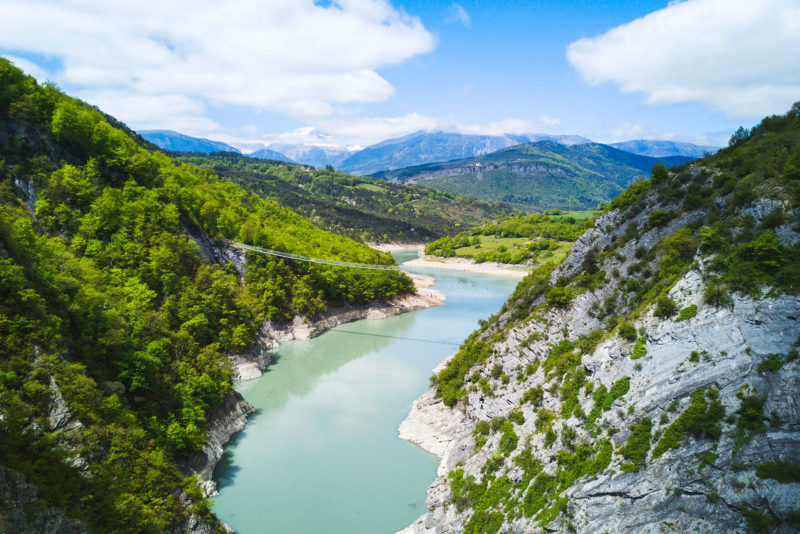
top-left (211, 251), bottom-right (518, 533)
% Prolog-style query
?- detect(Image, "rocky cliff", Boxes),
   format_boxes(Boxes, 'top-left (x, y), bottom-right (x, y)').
top-left (183, 391), bottom-right (256, 498)
top-left (399, 106), bottom-right (800, 534)
top-left (0, 466), bottom-right (89, 534)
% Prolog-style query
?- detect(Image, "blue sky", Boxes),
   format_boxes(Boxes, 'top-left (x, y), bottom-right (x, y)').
top-left (1, 0), bottom-right (798, 148)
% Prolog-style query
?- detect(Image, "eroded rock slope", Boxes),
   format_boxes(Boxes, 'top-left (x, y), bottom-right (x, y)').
top-left (401, 106), bottom-right (800, 534)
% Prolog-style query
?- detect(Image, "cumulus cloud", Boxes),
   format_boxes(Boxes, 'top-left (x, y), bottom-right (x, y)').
top-left (566, 0), bottom-right (800, 119)
top-left (0, 0), bottom-right (435, 132)
top-left (445, 3), bottom-right (471, 27)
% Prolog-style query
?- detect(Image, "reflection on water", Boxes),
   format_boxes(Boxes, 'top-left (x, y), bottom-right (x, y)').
top-left (212, 251), bottom-right (517, 534)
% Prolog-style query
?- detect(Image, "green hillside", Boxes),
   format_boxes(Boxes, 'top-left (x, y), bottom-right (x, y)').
top-left (0, 59), bottom-right (412, 532)
top-left (177, 152), bottom-right (511, 242)
top-left (374, 141), bottom-right (690, 210)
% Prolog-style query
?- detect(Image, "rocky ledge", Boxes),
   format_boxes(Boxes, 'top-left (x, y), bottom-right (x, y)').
top-left (183, 391), bottom-right (256, 498)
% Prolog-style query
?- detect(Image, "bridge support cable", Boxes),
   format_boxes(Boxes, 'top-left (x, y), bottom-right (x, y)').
top-left (229, 241), bottom-right (400, 272)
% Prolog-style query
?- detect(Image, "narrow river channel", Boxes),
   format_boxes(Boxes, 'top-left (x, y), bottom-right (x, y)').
top-left (211, 251), bottom-right (519, 533)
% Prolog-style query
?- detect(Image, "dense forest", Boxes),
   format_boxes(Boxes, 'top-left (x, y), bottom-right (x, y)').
top-left (424, 211), bottom-right (593, 264)
top-left (0, 59), bottom-right (414, 532)
top-left (177, 152), bottom-right (510, 243)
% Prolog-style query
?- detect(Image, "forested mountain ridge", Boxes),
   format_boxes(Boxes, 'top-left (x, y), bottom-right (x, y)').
top-left (0, 59), bottom-right (413, 532)
top-left (139, 130), bottom-right (241, 155)
top-left (177, 151), bottom-right (512, 243)
top-left (374, 141), bottom-right (691, 210)
top-left (402, 104), bottom-right (800, 533)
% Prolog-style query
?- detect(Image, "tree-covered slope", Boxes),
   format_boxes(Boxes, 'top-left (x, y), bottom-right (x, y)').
top-left (404, 104), bottom-right (800, 533)
top-left (374, 141), bottom-right (691, 210)
top-left (0, 59), bottom-right (413, 532)
top-left (177, 151), bottom-right (512, 243)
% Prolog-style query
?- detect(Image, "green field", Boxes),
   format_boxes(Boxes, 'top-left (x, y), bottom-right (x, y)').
top-left (451, 235), bottom-right (573, 265)
top-left (424, 210), bottom-right (590, 264)
top-left (356, 182), bottom-right (387, 193)
top-left (550, 209), bottom-right (601, 220)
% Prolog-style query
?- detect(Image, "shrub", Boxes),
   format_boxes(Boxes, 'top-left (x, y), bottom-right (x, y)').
top-left (508, 410), bottom-right (525, 425)
top-left (703, 281), bottom-right (733, 307)
top-left (756, 461), bottom-right (800, 483)
top-left (651, 163), bottom-right (668, 185)
top-left (733, 393), bottom-right (766, 452)
top-left (744, 509), bottom-right (777, 533)
top-left (499, 423), bottom-right (519, 455)
top-left (654, 295), bottom-right (678, 318)
top-left (491, 364), bottom-right (503, 379)
top-left (652, 388), bottom-right (725, 459)
top-left (619, 418), bottom-right (652, 471)
top-left (523, 386), bottom-right (544, 407)
top-left (473, 420), bottom-right (491, 437)
top-left (546, 286), bottom-right (573, 308)
top-left (648, 210), bottom-right (672, 227)
top-left (631, 337), bottom-right (647, 360)
top-left (757, 354), bottom-right (784, 373)
top-left (618, 320), bottom-right (637, 342)
top-left (490, 416), bottom-right (507, 432)
top-left (735, 230), bottom-right (786, 273)
top-left (676, 304), bottom-right (697, 321)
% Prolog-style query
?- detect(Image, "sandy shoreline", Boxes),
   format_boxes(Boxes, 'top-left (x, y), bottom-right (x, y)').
top-left (370, 242), bottom-right (426, 253)
top-left (401, 255), bottom-right (531, 278)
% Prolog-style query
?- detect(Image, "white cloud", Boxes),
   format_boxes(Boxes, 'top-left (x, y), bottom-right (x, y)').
top-left (445, 3), bottom-right (471, 27)
top-left (452, 118), bottom-right (536, 136)
top-left (566, 0), bottom-right (800, 119)
top-left (4, 55), bottom-right (49, 82)
top-left (539, 115), bottom-right (561, 127)
top-left (608, 122), bottom-right (644, 142)
top-left (0, 0), bottom-right (435, 132)
top-left (251, 114), bottom-right (561, 147)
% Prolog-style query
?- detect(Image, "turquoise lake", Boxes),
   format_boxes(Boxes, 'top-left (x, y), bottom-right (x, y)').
top-left (211, 252), bottom-right (518, 533)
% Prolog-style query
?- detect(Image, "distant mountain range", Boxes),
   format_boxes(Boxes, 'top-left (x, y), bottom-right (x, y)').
top-left (249, 147), bottom-right (295, 162)
top-left (137, 130), bottom-right (712, 185)
top-left (256, 143), bottom-right (349, 169)
top-left (138, 130), bottom-right (240, 154)
top-left (373, 141), bottom-right (691, 210)
top-left (337, 131), bottom-right (592, 175)
top-left (610, 139), bottom-right (719, 158)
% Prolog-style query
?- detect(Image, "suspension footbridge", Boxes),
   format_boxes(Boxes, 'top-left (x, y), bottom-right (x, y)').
top-left (229, 241), bottom-right (401, 271)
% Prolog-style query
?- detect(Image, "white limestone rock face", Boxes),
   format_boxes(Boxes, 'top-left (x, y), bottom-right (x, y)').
top-left (183, 391), bottom-right (256, 498)
top-left (397, 189), bottom-right (800, 534)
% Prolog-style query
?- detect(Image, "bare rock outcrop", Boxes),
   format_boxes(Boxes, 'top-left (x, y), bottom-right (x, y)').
top-left (183, 391), bottom-right (256, 498)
